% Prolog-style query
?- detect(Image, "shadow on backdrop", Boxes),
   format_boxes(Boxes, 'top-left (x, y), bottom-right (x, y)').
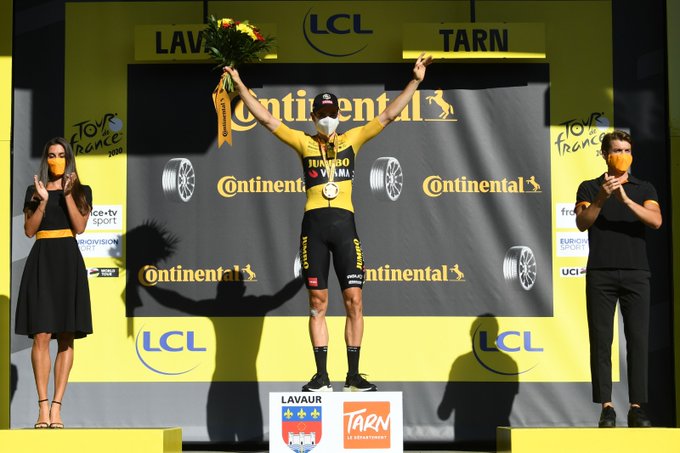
top-left (437, 314), bottom-right (519, 451)
top-left (120, 221), bottom-right (303, 443)
top-left (10, 364), bottom-right (18, 403)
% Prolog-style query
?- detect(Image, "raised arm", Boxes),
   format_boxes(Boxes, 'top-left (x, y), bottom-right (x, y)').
top-left (224, 66), bottom-right (281, 132)
top-left (378, 52), bottom-right (432, 127)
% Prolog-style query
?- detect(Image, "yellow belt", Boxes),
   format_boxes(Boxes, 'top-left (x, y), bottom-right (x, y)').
top-left (36, 229), bottom-right (74, 239)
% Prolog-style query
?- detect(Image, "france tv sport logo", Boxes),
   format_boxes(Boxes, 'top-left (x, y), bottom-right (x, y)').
top-left (302, 8), bottom-right (373, 57)
top-left (135, 325), bottom-right (207, 375)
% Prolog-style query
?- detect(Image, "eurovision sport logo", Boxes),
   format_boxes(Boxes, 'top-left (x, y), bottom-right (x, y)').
top-left (282, 403), bottom-right (322, 452)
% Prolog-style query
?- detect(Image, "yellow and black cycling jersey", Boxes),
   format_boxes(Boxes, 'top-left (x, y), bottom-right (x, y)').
top-left (273, 117), bottom-right (383, 213)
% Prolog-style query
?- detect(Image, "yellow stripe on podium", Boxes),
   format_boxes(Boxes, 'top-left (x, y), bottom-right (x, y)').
top-left (0, 428), bottom-right (181, 453)
top-left (497, 427), bottom-right (680, 453)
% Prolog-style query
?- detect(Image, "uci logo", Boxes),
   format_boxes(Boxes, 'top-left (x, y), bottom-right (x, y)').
top-left (472, 326), bottom-right (543, 375)
top-left (303, 8), bottom-right (373, 57)
top-left (135, 327), bottom-right (207, 375)
top-left (560, 267), bottom-right (586, 277)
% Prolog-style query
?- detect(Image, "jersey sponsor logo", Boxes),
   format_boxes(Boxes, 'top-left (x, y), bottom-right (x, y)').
top-left (216, 176), bottom-right (305, 197)
top-left (422, 175), bottom-right (542, 197)
top-left (306, 157), bottom-right (352, 169)
top-left (353, 239), bottom-right (364, 271)
top-left (300, 236), bottom-right (310, 270)
top-left (365, 263), bottom-right (466, 282)
top-left (346, 274), bottom-right (364, 286)
top-left (138, 264), bottom-right (256, 286)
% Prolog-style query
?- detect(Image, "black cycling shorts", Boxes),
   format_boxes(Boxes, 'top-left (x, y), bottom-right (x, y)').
top-left (299, 208), bottom-right (365, 290)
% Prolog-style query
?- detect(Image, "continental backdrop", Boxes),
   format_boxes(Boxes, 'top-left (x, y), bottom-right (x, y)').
top-left (7, 0), bottom-right (676, 447)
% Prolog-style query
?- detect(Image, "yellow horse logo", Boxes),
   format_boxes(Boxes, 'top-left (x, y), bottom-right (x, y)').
top-left (451, 264), bottom-right (465, 281)
top-left (527, 176), bottom-right (541, 192)
top-left (426, 90), bottom-right (455, 119)
top-left (243, 264), bottom-right (257, 281)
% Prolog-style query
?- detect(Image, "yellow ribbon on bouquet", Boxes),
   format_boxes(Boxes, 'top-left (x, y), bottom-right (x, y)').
top-left (212, 72), bottom-right (236, 147)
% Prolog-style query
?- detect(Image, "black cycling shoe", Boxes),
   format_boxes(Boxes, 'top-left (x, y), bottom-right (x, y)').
top-left (343, 373), bottom-right (377, 392)
top-left (302, 373), bottom-right (332, 392)
top-left (628, 406), bottom-right (652, 427)
top-left (598, 406), bottom-right (616, 428)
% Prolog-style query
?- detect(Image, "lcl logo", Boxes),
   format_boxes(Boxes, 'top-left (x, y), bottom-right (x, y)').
top-left (140, 330), bottom-right (207, 352)
top-left (135, 328), bottom-right (207, 375)
top-left (303, 9), bottom-right (373, 57)
top-left (478, 330), bottom-right (544, 353)
top-left (472, 326), bottom-right (543, 375)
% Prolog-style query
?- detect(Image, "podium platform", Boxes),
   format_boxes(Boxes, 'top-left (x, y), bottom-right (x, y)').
top-left (0, 427), bottom-right (182, 453)
top-left (497, 426), bottom-right (680, 453)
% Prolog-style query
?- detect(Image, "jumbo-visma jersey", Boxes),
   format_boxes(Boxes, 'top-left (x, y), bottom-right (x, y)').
top-left (272, 117), bottom-right (383, 213)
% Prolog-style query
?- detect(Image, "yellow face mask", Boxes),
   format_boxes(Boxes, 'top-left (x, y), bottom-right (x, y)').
top-left (47, 157), bottom-right (66, 177)
top-left (606, 153), bottom-right (632, 173)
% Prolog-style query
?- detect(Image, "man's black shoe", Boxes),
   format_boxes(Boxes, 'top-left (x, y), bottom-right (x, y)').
top-left (598, 406), bottom-right (616, 428)
top-left (628, 406), bottom-right (652, 427)
top-left (302, 373), bottom-right (332, 392)
top-left (343, 373), bottom-right (377, 392)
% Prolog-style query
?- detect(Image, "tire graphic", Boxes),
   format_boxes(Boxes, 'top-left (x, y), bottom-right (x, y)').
top-left (503, 246), bottom-right (537, 291)
top-left (370, 157), bottom-right (403, 201)
top-left (162, 158), bottom-right (195, 202)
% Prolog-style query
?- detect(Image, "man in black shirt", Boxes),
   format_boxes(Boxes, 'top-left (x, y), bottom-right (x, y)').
top-left (575, 130), bottom-right (662, 428)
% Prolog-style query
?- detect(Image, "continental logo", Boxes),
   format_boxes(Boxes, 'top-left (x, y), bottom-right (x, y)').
top-left (138, 264), bottom-right (258, 286)
top-left (217, 176), bottom-right (305, 198)
top-left (366, 264), bottom-right (465, 282)
top-left (231, 90), bottom-right (445, 132)
top-left (423, 175), bottom-right (542, 197)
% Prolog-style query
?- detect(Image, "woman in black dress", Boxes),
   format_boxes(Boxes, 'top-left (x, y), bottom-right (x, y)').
top-left (15, 137), bottom-right (93, 429)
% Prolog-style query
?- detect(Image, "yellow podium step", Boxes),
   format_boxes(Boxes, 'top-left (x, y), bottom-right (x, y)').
top-left (497, 427), bottom-right (680, 453)
top-left (0, 427), bottom-right (182, 453)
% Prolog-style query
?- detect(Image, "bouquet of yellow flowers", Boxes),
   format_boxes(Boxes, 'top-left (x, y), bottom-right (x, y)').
top-left (204, 15), bottom-right (274, 147)
top-left (203, 15), bottom-right (274, 92)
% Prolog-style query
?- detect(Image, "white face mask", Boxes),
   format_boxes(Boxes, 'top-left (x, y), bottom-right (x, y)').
top-left (315, 116), bottom-right (339, 136)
